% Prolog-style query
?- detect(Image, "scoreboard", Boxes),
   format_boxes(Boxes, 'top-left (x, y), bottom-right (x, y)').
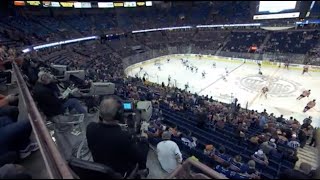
top-left (13, 1), bottom-right (152, 8)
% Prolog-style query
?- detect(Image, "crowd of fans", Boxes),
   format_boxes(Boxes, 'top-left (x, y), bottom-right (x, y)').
top-left (0, 35), bottom-right (318, 179)
top-left (0, 3), bottom-right (319, 178)
top-left (0, 46), bottom-right (39, 178)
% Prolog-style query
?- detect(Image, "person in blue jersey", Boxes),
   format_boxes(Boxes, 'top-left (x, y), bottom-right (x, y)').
top-left (258, 112), bottom-right (267, 129)
top-left (229, 155), bottom-right (245, 172)
top-left (181, 130), bottom-right (197, 149)
top-left (214, 146), bottom-right (231, 164)
top-left (287, 133), bottom-right (300, 150)
top-left (215, 162), bottom-right (233, 178)
top-left (203, 144), bottom-right (215, 157)
top-left (216, 161), bottom-right (252, 179)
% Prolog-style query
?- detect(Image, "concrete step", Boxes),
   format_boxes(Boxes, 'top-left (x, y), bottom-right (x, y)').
top-left (295, 145), bottom-right (319, 170)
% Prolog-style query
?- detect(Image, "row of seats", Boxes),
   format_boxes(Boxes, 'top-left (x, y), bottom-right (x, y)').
top-left (157, 103), bottom-right (296, 179)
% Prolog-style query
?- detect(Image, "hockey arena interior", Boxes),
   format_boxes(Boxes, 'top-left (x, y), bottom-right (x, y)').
top-left (0, 1), bottom-right (319, 179)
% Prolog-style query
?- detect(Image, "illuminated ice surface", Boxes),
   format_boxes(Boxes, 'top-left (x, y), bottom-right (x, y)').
top-left (126, 55), bottom-right (320, 127)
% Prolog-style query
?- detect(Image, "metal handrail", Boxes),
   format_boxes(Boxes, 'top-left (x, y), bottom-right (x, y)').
top-left (12, 62), bottom-right (74, 179)
top-left (166, 157), bottom-right (228, 179)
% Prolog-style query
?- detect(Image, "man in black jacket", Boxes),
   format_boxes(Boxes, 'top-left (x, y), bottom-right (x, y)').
top-left (197, 108), bottom-right (207, 128)
top-left (86, 97), bottom-right (149, 177)
top-left (32, 71), bottom-right (86, 118)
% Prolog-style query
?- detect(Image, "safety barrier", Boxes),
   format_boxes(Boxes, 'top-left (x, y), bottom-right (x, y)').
top-left (166, 157), bottom-right (228, 179)
top-left (12, 62), bottom-right (74, 179)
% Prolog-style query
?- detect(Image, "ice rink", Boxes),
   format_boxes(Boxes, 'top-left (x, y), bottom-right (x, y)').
top-left (125, 54), bottom-right (320, 127)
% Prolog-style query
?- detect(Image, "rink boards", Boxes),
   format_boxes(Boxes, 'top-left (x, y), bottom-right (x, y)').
top-left (125, 54), bottom-right (320, 74)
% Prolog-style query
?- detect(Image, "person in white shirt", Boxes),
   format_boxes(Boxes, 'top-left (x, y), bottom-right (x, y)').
top-left (156, 131), bottom-right (183, 173)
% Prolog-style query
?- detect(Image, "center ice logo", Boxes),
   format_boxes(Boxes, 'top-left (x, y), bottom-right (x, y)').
top-left (238, 75), bottom-right (301, 97)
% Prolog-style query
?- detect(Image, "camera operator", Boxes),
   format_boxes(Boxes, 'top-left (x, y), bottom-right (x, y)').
top-left (32, 71), bottom-right (87, 118)
top-left (86, 97), bottom-right (149, 178)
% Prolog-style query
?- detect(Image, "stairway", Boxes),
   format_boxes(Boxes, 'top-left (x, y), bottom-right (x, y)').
top-left (214, 34), bottom-right (231, 56)
top-left (295, 143), bottom-right (319, 170)
top-left (259, 33), bottom-right (271, 52)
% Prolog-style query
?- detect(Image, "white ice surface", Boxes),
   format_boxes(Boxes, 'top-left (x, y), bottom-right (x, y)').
top-left (126, 55), bottom-right (320, 127)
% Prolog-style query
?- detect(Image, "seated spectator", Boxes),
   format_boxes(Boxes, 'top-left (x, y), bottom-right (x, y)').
top-left (287, 134), bottom-right (300, 150)
top-left (146, 121), bottom-right (164, 138)
top-left (0, 94), bottom-right (18, 108)
top-left (251, 149), bottom-right (268, 165)
top-left (283, 149), bottom-right (299, 164)
top-left (86, 98), bottom-right (149, 177)
top-left (215, 161), bottom-right (249, 179)
top-left (33, 71), bottom-right (87, 118)
top-left (169, 125), bottom-right (182, 138)
top-left (0, 164), bottom-right (32, 179)
top-left (216, 116), bottom-right (225, 128)
top-left (229, 155), bottom-right (245, 172)
top-left (214, 145), bottom-right (231, 163)
top-left (0, 71), bottom-right (12, 85)
top-left (156, 131), bottom-right (182, 173)
top-left (277, 132), bottom-right (288, 145)
top-left (203, 144), bottom-right (215, 157)
top-left (243, 160), bottom-right (260, 179)
top-left (260, 138), bottom-right (277, 155)
top-left (0, 118), bottom-right (39, 160)
top-left (0, 98), bottom-right (19, 122)
top-left (215, 162), bottom-right (233, 178)
top-left (249, 135), bottom-right (260, 146)
top-left (181, 130), bottom-right (197, 149)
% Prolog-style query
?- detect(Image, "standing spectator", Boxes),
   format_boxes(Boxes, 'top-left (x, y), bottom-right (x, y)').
top-left (276, 114), bottom-right (285, 123)
top-left (156, 131), bottom-right (182, 173)
top-left (259, 112), bottom-right (267, 129)
top-left (309, 128), bottom-right (317, 147)
top-left (298, 128), bottom-right (308, 148)
top-left (196, 108), bottom-right (207, 128)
